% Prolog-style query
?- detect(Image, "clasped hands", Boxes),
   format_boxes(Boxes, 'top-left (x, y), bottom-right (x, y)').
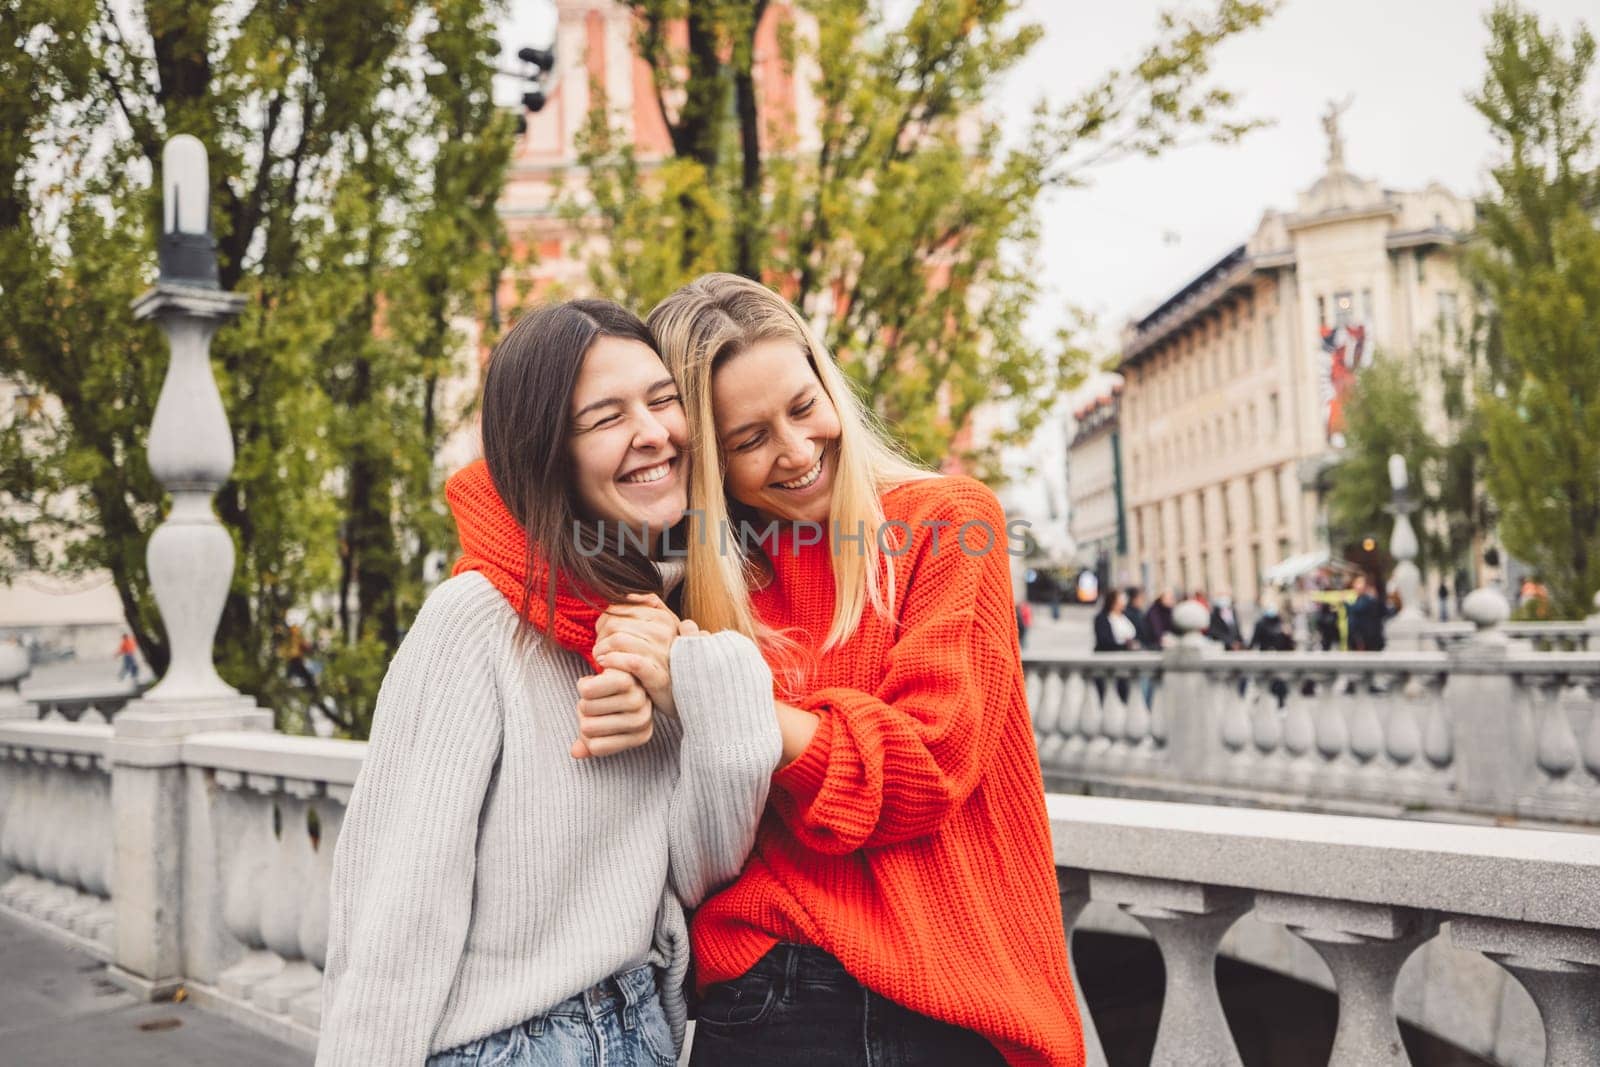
top-left (571, 593), bottom-right (697, 759)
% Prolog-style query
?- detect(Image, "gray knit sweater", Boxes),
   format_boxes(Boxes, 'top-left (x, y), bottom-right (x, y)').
top-left (316, 571), bottom-right (782, 1066)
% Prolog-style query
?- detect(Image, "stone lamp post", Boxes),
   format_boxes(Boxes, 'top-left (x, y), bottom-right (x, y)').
top-left (109, 135), bottom-right (271, 998)
top-left (1385, 454), bottom-right (1424, 650)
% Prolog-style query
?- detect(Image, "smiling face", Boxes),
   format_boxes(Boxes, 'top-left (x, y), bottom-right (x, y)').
top-left (712, 338), bottom-right (842, 525)
top-left (567, 335), bottom-right (688, 535)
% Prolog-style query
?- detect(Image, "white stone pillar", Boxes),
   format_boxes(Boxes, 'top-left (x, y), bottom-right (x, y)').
top-left (0, 641), bottom-right (31, 721)
top-left (1386, 454), bottom-right (1425, 651)
top-left (107, 135), bottom-right (272, 1000)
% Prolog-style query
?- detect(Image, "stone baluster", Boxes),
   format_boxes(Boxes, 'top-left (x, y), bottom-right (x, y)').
top-left (1383, 672), bottom-right (1424, 772)
top-left (1583, 677), bottom-right (1600, 784)
top-left (1147, 668), bottom-right (1169, 750)
top-left (1219, 667), bottom-right (1253, 765)
top-left (1257, 895), bottom-right (1438, 1065)
top-left (1025, 665), bottom-right (1045, 728)
top-left (1054, 670), bottom-right (1087, 769)
top-left (1079, 671), bottom-right (1105, 758)
top-left (1099, 675), bottom-right (1129, 761)
top-left (1451, 917), bottom-right (1600, 1067)
top-left (1347, 671), bottom-right (1386, 771)
top-left (290, 793), bottom-right (346, 1029)
top-left (1537, 675), bottom-right (1584, 780)
top-left (1249, 667), bottom-right (1290, 789)
top-left (1164, 601), bottom-right (1222, 785)
top-left (1034, 667), bottom-right (1066, 764)
top-left (1058, 870), bottom-right (1109, 1067)
top-left (1124, 668), bottom-right (1154, 761)
top-left (1281, 669), bottom-right (1319, 788)
top-left (1421, 672), bottom-right (1453, 777)
top-left (215, 774), bottom-right (287, 998)
top-left (253, 785), bottom-right (322, 1013)
top-left (1094, 873), bottom-right (1252, 1066)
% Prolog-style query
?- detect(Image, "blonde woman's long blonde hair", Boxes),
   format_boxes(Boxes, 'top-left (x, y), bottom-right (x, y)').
top-left (648, 273), bottom-right (932, 655)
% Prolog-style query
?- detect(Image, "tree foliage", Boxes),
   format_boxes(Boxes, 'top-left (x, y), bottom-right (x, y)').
top-left (1326, 349), bottom-right (1491, 580)
top-left (567, 0), bottom-right (1276, 475)
top-left (0, 0), bottom-right (515, 735)
top-left (1467, 2), bottom-right (1600, 618)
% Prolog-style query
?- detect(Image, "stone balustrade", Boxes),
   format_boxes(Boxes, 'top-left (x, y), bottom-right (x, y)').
top-left (174, 731), bottom-right (362, 1042)
top-left (4, 714), bottom-right (1599, 1062)
top-left (1026, 597), bottom-right (1600, 826)
top-left (1053, 794), bottom-right (1600, 1067)
top-left (0, 721), bottom-right (115, 952)
top-left (1418, 620), bottom-right (1596, 652)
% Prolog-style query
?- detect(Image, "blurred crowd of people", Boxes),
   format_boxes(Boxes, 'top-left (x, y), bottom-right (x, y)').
top-left (1091, 573), bottom-right (1393, 656)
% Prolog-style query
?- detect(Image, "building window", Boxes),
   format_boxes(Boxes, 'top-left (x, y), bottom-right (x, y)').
top-left (1438, 290), bottom-right (1459, 333)
top-left (1317, 295), bottom-right (1327, 327)
top-left (1269, 392), bottom-right (1281, 439)
top-left (1223, 484), bottom-right (1234, 536)
top-left (1335, 291), bottom-right (1354, 326)
top-left (1416, 251), bottom-right (1426, 284)
top-left (1247, 476), bottom-right (1259, 531)
top-left (1275, 464), bottom-right (1289, 528)
top-left (1251, 543), bottom-right (1263, 593)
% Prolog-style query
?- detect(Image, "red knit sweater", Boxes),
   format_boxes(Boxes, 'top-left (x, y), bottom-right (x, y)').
top-left (690, 476), bottom-right (1084, 1067)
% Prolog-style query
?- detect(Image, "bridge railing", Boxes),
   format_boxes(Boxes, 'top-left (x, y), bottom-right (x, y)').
top-left (1025, 592), bottom-right (1600, 826)
top-left (1053, 793), bottom-right (1600, 1067)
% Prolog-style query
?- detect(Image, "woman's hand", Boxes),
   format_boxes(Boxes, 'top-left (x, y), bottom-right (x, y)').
top-left (572, 668), bottom-right (653, 759)
top-left (594, 593), bottom-right (683, 719)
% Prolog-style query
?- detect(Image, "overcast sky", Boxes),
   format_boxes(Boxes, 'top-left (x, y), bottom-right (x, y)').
top-left (998, 0), bottom-right (1596, 351)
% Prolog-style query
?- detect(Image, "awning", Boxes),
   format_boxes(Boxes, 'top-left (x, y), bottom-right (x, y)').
top-left (1262, 549), bottom-right (1331, 585)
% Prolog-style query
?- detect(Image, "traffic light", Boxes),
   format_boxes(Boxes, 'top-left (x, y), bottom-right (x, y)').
top-left (518, 45), bottom-right (556, 114)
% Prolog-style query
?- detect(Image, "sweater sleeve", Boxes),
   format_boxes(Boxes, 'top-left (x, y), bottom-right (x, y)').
top-left (664, 630), bottom-right (783, 908)
top-left (316, 579), bottom-right (504, 1067)
top-left (770, 479), bottom-right (1020, 855)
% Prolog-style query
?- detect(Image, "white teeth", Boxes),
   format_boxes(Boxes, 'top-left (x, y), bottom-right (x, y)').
top-left (620, 461), bottom-right (671, 484)
top-left (776, 456), bottom-right (823, 490)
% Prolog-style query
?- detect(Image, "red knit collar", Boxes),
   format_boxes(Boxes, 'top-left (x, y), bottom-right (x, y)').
top-left (445, 460), bottom-right (602, 666)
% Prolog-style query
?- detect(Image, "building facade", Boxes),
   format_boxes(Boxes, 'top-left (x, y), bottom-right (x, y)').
top-left (1067, 387), bottom-right (1127, 591)
top-left (1116, 118), bottom-right (1474, 605)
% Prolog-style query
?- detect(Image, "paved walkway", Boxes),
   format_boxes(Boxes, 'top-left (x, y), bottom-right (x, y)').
top-left (0, 910), bottom-right (309, 1067)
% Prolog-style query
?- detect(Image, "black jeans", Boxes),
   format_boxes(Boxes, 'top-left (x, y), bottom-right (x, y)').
top-left (688, 944), bottom-right (1007, 1067)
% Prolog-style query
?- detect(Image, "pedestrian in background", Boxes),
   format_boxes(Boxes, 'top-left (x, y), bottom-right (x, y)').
top-left (1125, 587), bottom-right (1158, 650)
top-left (1348, 574), bottom-right (1386, 651)
top-left (116, 633), bottom-right (139, 683)
top-left (1147, 588), bottom-right (1176, 648)
top-left (1206, 590), bottom-right (1244, 650)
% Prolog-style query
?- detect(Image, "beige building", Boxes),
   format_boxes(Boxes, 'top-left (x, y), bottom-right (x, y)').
top-left (1116, 116), bottom-right (1474, 605)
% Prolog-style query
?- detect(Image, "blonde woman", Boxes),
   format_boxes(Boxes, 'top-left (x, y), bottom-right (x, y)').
top-left (637, 274), bottom-right (1085, 1067)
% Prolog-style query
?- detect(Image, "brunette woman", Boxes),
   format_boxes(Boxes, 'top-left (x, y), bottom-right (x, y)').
top-left (316, 300), bottom-right (782, 1067)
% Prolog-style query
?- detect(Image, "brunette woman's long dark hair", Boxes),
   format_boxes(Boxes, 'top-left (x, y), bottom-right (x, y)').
top-left (480, 299), bottom-right (667, 635)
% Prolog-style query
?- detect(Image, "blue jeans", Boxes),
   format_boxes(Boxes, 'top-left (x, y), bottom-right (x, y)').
top-left (687, 944), bottom-right (1006, 1067)
top-left (427, 964), bottom-right (676, 1067)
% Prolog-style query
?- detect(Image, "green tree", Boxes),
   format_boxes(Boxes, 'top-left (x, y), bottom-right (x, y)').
top-left (0, 0), bottom-right (515, 735)
top-left (567, 0), bottom-right (1276, 475)
top-left (1467, 3), bottom-right (1600, 618)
